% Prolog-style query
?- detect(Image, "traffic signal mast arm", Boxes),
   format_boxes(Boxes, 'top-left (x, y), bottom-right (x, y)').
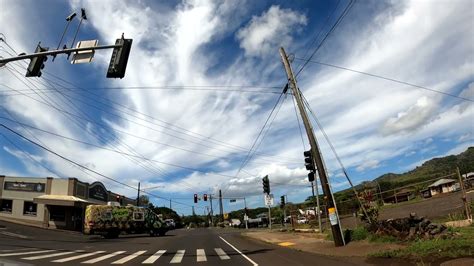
top-left (279, 47), bottom-right (345, 247)
top-left (0, 43), bottom-right (122, 66)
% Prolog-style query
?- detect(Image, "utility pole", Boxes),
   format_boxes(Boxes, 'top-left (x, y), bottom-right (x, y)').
top-left (457, 167), bottom-right (472, 221)
top-left (312, 179), bottom-right (322, 232)
top-left (192, 206), bottom-right (195, 216)
top-left (169, 199), bottom-right (172, 210)
top-left (279, 47), bottom-right (345, 246)
top-left (136, 182), bottom-right (140, 206)
top-left (219, 190), bottom-right (224, 222)
top-left (244, 197), bottom-right (248, 230)
top-left (209, 194), bottom-right (214, 226)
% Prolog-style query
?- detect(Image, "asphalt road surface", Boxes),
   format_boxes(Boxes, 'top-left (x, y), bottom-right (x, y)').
top-left (0, 220), bottom-right (378, 266)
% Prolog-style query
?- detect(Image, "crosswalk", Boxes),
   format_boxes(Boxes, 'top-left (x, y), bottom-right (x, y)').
top-left (0, 248), bottom-right (234, 264)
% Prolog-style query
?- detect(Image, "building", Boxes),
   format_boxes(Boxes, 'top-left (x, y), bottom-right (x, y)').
top-left (462, 172), bottom-right (474, 189)
top-left (428, 178), bottom-right (457, 196)
top-left (0, 175), bottom-right (135, 231)
top-left (383, 188), bottom-right (415, 204)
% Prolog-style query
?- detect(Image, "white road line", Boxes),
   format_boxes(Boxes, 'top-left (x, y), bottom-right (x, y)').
top-left (170, 250), bottom-right (185, 264)
top-left (214, 248), bottom-right (230, 260)
top-left (0, 231), bottom-right (28, 239)
top-left (196, 249), bottom-right (206, 262)
top-left (142, 250), bottom-right (166, 264)
top-left (111, 250), bottom-right (146, 264)
top-left (219, 236), bottom-right (258, 266)
top-left (0, 250), bottom-right (55, 257)
top-left (82, 250), bottom-right (126, 264)
top-left (23, 250), bottom-right (83, 260)
top-left (52, 251), bottom-right (106, 263)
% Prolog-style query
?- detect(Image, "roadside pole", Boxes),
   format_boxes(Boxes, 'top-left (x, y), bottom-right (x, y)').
top-left (457, 167), bottom-right (473, 221)
top-left (136, 182), bottom-right (140, 206)
top-left (313, 179), bottom-right (322, 232)
top-left (244, 197), bottom-right (249, 230)
top-left (268, 205), bottom-right (272, 230)
top-left (209, 194), bottom-right (214, 226)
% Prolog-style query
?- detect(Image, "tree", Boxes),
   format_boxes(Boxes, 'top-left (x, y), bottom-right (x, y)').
top-left (138, 195), bottom-right (150, 206)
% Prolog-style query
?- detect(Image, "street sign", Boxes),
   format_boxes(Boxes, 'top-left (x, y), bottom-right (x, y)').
top-left (223, 213), bottom-right (229, 220)
top-left (71, 39), bottom-right (98, 64)
top-left (230, 199), bottom-right (236, 203)
top-left (264, 194), bottom-right (274, 206)
top-left (244, 214), bottom-right (249, 221)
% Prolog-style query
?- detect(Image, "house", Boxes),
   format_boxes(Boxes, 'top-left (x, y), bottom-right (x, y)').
top-left (462, 172), bottom-right (474, 188)
top-left (428, 178), bottom-right (457, 196)
top-left (383, 188), bottom-right (415, 204)
top-left (420, 188), bottom-right (432, 198)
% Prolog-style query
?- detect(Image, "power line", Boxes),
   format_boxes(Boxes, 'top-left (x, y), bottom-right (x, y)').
top-left (0, 116), bottom-right (239, 179)
top-left (222, 88), bottom-right (286, 194)
top-left (295, 0), bottom-right (356, 77)
top-left (0, 123), bottom-right (200, 210)
top-left (294, 58), bottom-right (474, 102)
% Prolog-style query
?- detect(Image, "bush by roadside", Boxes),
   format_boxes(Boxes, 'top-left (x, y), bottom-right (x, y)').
top-left (369, 225), bottom-right (474, 260)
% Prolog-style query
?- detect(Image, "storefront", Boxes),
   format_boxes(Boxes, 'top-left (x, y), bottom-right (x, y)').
top-left (0, 175), bottom-right (135, 231)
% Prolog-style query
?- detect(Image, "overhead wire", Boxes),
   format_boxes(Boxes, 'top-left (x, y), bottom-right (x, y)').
top-left (295, 0), bottom-right (356, 77)
top-left (0, 124), bottom-right (201, 210)
top-left (293, 58), bottom-right (474, 102)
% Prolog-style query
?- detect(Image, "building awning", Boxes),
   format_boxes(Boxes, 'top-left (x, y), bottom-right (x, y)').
top-left (34, 195), bottom-right (89, 207)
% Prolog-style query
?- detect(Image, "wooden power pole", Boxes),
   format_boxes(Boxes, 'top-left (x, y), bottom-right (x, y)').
top-left (279, 47), bottom-right (345, 246)
top-left (457, 167), bottom-right (472, 221)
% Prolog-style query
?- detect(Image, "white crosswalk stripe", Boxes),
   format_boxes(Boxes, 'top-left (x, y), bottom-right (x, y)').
top-left (82, 251), bottom-right (126, 264)
top-left (0, 247), bottom-right (234, 264)
top-left (215, 248), bottom-right (230, 260)
top-left (111, 250), bottom-right (146, 264)
top-left (23, 250), bottom-right (83, 260)
top-left (52, 251), bottom-right (106, 263)
top-left (170, 250), bottom-right (185, 264)
top-left (0, 250), bottom-right (55, 257)
top-left (142, 250), bottom-right (166, 264)
top-left (196, 249), bottom-right (206, 262)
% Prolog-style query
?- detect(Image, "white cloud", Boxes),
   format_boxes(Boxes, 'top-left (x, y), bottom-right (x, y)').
top-left (356, 159), bottom-right (380, 172)
top-left (236, 5), bottom-right (307, 57)
top-left (381, 96), bottom-right (437, 135)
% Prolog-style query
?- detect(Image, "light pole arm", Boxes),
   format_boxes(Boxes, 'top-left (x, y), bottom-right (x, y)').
top-left (0, 44), bottom-right (122, 65)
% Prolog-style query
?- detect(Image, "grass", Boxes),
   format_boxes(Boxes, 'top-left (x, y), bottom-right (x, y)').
top-left (370, 225), bottom-right (474, 259)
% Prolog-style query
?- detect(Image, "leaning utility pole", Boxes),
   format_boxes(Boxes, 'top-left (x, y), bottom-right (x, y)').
top-left (279, 47), bottom-right (345, 246)
top-left (457, 167), bottom-right (472, 221)
top-left (136, 182), bottom-right (141, 206)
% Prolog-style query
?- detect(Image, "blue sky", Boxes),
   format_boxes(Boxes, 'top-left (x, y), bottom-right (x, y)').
top-left (0, 0), bottom-right (473, 215)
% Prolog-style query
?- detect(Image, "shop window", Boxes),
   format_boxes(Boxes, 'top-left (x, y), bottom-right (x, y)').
top-left (49, 206), bottom-right (66, 221)
top-left (0, 199), bottom-right (13, 213)
top-left (23, 202), bottom-right (37, 216)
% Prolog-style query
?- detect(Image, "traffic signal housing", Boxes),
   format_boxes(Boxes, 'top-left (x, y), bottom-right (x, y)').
top-left (26, 43), bottom-right (49, 77)
top-left (262, 175), bottom-right (270, 194)
top-left (193, 194), bottom-right (198, 203)
top-left (203, 194), bottom-right (208, 201)
top-left (308, 171), bottom-right (315, 182)
top-left (280, 195), bottom-right (285, 208)
top-left (106, 37), bottom-right (132, 79)
top-left (304, 150), bottom-right (315, 171)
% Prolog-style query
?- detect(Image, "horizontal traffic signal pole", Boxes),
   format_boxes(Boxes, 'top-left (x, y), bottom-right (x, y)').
top-left (0, 44), bottom-right (122, 66)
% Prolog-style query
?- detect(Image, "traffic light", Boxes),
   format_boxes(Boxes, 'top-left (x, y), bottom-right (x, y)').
top-left (262, 175), bottom-right (270, 194)
top-left (193, 194), bottom-right (198, 203)
top-left (203, 194), bottom-right (208, 201)
top-left (304, 150), bottom-right (315, 171)
top-left (106, 36), bottom-right (132, 79)
top-left (308, 171), bottom-right (315, 182)
top-left (26, 43), bottom-right (49, 77)
top-left (280, 195), bottom-right (285, 208)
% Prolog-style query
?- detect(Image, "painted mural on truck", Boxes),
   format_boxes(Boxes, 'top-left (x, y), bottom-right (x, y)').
top-left (84, 205), bottom-right (167, 237)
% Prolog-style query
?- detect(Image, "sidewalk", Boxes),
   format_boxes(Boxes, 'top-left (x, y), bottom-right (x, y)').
top-left (242, 230), bottom-right (404, 257)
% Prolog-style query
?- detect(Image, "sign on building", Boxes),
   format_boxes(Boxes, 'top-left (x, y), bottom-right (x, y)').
top-left (4, 181), bottom-right (45, 193)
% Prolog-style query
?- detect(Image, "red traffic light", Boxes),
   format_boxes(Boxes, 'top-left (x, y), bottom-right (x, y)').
top-left (203, 194), bottom-right (208, 201)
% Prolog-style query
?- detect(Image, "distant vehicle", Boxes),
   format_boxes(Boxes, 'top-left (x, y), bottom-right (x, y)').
top-left (84, 204), bottom-right (169, 238)
top-left (297, 217), bottom-right (308, 224)
top-left (229, 219), bottom-right (241, 227)
top-left (164, 219), bottom-right (176, 229)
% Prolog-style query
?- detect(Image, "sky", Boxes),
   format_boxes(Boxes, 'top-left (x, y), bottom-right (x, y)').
top-left (0, 0), bottom-right (473, 215)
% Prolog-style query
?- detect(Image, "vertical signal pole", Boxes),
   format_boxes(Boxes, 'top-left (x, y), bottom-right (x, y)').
top-left (279, 47), bottom-right (345, 246)
top-left (209, 194), bottom-right (214, 226)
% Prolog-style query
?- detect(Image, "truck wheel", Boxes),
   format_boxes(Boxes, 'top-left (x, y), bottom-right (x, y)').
top-left (149, 230), bottom-right (156, 237)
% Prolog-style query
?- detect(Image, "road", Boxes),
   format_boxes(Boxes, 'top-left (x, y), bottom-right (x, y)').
top-left (0, 220), bottom-right (369, 266)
